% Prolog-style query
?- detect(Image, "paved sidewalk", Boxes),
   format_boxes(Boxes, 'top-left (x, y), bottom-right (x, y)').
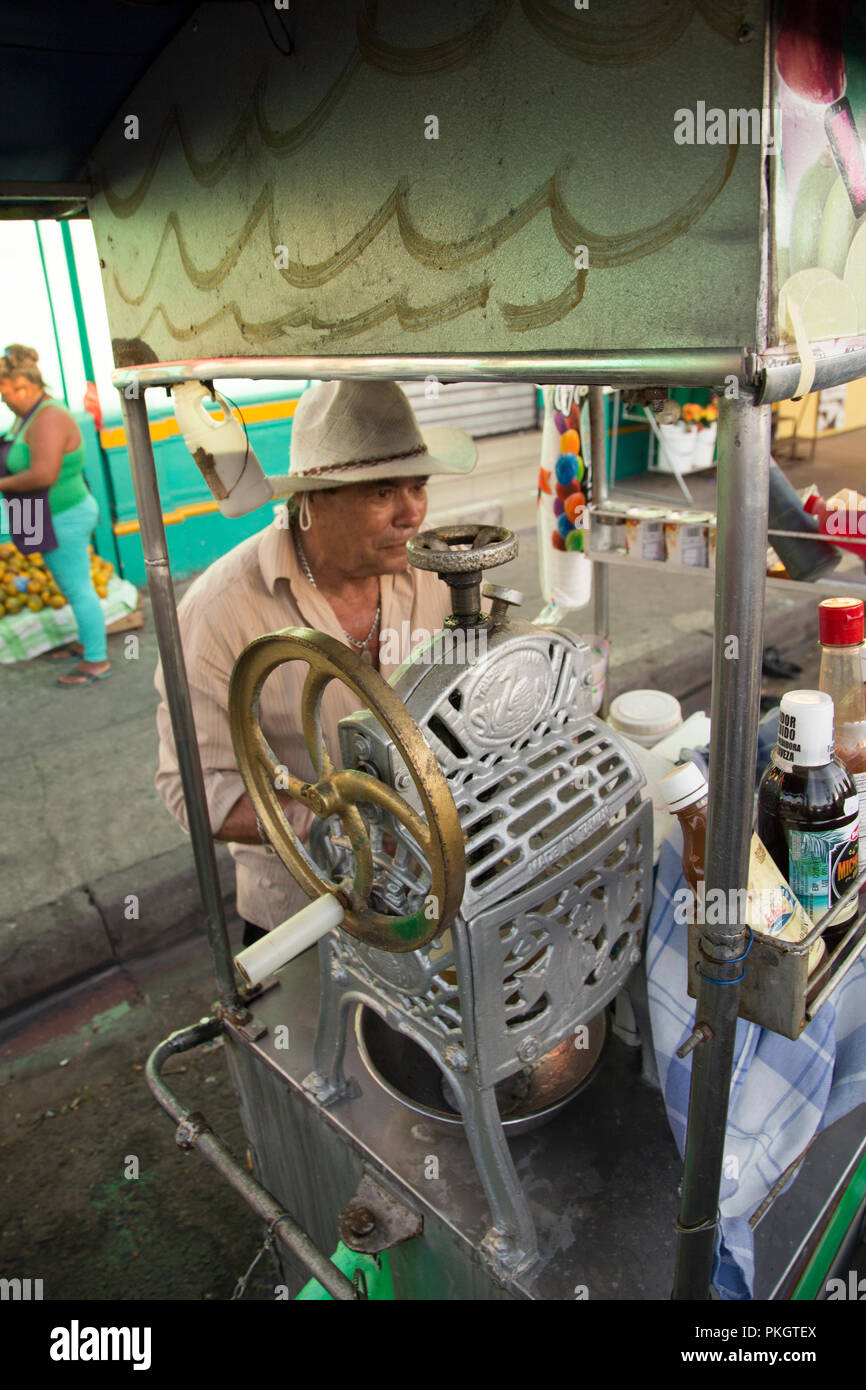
top-left (1, 434), bottom-right (862, 1018)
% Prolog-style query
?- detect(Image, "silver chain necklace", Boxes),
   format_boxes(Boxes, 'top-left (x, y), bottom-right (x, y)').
top-left (294, 526), bottom-right (381, 655)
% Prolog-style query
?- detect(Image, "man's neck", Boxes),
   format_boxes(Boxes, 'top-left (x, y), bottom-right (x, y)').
top-left (295, 523), bottom-right (379, 603)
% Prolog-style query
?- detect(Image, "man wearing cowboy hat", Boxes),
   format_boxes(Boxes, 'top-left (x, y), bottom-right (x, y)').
top-left (153, 380), bottom-right (477, 945)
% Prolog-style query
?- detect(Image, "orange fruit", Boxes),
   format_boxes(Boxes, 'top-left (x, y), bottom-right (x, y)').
top-left (48, 594), bottom-right (66, 609)
top-left (27, 596), bottom-right (44, 612)
top-left (5, 596), bottom-right (23, 614)
top-left (95, 586), bottom-right (108, 599)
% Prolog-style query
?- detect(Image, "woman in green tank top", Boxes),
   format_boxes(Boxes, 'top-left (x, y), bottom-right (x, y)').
top-left (0, 344), bottom-right (110, 685)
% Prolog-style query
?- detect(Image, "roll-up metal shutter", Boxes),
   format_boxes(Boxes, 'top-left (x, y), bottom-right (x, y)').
top-left (397, 381), bottom-right (538, 438)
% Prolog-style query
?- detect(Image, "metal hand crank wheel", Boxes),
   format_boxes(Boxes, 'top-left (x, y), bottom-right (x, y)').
top-left (407, 523), bottom-right (517, 574)
top-left (229, 629), bottom-right (465, 953)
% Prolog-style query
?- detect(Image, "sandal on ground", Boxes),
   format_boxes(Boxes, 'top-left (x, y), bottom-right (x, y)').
top-left (56, 667), bottom-right (112, 688)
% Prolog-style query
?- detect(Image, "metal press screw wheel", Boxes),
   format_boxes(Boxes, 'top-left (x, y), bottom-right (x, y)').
top-left (228, 629), bottom-right (466, 953)
top-left (407, 525), bottom-right (518, 625)
top-left (407, 524), bottom-right (518, 574)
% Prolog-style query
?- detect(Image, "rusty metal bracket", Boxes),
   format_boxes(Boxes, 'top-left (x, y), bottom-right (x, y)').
top-left (339, 1171), bottom-right (423, 1254)
top-left (215, 984), bottom-right (275, 1043)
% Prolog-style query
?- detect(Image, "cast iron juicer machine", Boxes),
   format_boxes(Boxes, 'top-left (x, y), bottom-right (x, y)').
top-left (229, 524), bottom-right (652, 1274)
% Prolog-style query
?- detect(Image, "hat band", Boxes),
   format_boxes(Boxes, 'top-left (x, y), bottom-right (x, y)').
top-left (303, 442), bottom-right (428, 478)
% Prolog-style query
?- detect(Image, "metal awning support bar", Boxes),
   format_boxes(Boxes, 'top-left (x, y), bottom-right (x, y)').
top-left (589, 387), bottom-right (610, 715)
top-left (672, 394), bottom-right (771, 1300)
top-left (146, 1019), bottom-right (356, 1301)
top-left (757, 345), bottom-right (866, 402)
top-left (0, 180), bottom-right (94, 200)
top-left (119, 389), bottom-right (239, 1008)
top-left (111, 348), bottom-right (753, 392)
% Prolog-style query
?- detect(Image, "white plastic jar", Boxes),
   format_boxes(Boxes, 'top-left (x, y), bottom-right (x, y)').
top-left (607, 689), bottom-right (684, 748)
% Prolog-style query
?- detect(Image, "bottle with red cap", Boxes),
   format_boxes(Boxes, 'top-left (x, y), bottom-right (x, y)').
top-left (818, 597), bottom-right (866, 862)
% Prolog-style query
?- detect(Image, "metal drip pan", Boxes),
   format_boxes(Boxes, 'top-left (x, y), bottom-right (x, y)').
top-left (354, 1005), bottom-right (607, 1137)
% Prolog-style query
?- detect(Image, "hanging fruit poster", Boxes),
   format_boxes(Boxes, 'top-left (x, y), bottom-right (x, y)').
top-left (774, 0), bottom-right (866, 344)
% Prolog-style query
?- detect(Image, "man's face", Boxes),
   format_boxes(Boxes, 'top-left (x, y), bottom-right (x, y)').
top-left (310, 476), bottom-right (428, 575)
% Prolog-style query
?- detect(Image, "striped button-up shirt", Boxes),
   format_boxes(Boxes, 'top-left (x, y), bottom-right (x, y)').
top-left (154, 515), bottom-right (453, 931)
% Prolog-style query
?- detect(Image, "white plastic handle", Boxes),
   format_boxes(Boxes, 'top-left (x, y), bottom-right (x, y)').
top-left (233, 893), bottom-right (345, 986)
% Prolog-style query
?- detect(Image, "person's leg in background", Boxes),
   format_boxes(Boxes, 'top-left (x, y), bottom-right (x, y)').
top-left (42, 491), bottom-right (110, 682)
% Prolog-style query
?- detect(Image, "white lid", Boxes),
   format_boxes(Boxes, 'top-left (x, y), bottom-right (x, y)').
top-left (776, 690), bottom-right (834, 767)
top-left (658, 761), bottom-right (709, 812)
top-left (608, 689), bottom-right (683, 739)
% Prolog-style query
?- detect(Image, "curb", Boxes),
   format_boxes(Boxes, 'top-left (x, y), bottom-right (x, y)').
top-left (608, 589), bottom-right (821, 702)
top-left (0, 842), bottom-right (237, 1022)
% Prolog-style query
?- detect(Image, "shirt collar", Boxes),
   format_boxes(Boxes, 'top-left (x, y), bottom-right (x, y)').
top-left (259, 512), bottom-right (302, 599)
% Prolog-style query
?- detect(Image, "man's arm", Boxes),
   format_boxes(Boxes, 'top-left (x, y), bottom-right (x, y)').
top-left (154, 606), bottom-right (314, 847)
top-left (216, 789), bottom-right (307, 846)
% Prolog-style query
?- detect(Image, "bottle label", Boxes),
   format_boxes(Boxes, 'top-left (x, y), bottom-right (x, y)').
top-left (786, 818), bottom-right (859, 922)
top-left (855, 773), bottom-right (866, 854)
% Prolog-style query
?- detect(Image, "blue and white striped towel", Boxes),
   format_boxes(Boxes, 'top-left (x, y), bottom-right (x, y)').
top-left (646, 712), bottom-right (866, 1299)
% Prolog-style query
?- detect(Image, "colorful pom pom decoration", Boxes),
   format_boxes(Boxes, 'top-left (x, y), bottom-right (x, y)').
top-left (553, 411), bottom-right (568, 434)
top-left (565, 530), bottom-right (584, 552)
top-left (552, 531), bottom-right (566, 551)
top-left (557, 514), bottom-right (574, 538)
top-left (553, 497), bottom-right (564, 517)
top-left (560, 428), bottom-right (580, 456)
top-left (555, 454), bottom-right (577, 485)
top-left (564, 492), bottom-right (586, 523)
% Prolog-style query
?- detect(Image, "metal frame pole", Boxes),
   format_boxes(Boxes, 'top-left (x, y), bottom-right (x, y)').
top-left (589, 385), bottom-right (610, 651)
top-left (119, 388), bottom-right (239, 1008)
top-left (672, 393), bottom-right (771, 1300)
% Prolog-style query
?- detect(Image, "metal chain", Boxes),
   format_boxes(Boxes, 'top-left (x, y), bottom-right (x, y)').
top-left (231, 1213), bottom-right (292, 1300)
top-left (232, 1213), bottom-right (369, 1301)
top-left (294, 526), bottom-right (380, 653)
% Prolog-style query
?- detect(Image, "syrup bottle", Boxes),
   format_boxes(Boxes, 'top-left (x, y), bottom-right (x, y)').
top-left (658, 761), bottom-right (707, 893)
top-left (818, 597), bottom-right (866, 864)
top-left (757, 691), bottom-right (859, 945)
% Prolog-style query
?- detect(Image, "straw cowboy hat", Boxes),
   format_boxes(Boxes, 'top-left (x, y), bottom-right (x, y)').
top-left (283, 380), bottom-right (477, 492)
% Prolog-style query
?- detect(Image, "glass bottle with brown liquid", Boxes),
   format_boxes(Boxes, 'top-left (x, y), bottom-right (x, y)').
top-left (819, 598), bottom-right (866, 868)
top-left (757, 690), bottom-right (859, 948)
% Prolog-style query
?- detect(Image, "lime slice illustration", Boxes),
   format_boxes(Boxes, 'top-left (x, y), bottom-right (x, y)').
top-left (799, 276), bottom-right (859, 338)
top-left (778, 267), bottom-right (837, 337)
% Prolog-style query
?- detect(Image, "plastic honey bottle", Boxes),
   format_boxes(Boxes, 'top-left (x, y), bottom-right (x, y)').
top-left (757, 690), bottom-right (860, 944)
top-left (818, 597), bottom-right (866, 863)
top-left (657, 761), bottom-right (707, 892)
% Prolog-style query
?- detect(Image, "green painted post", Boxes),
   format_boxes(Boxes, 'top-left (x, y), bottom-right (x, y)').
top-left (34, 222), bottom-right (69, 406)
top-left (790, 1150), bottom-right (866, 1300)
top-left (60, 221), bottom-right (96, 384)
